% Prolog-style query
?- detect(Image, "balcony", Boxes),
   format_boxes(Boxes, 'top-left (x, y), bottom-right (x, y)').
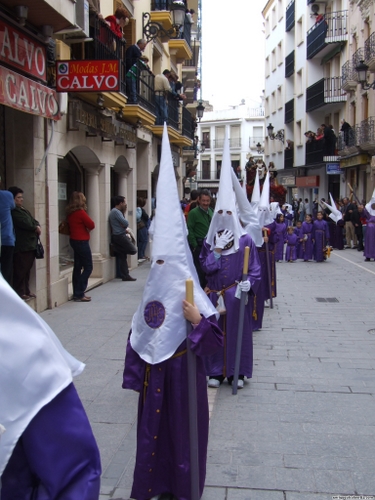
top-left (358, 117), bottom-right (375, 151)
top-left (229, 138), bottom-right (241, 148)
top-left (341, 60), bottom-right (358, 92)
top-left (249, 137), bottom-right (265, 149)
top-left (214, 139), bottom-right (224, 149)
top-left (305, 139), bottom-right (324, 165)
top-left (150, 1), bottom-right (173, 32)
top-left (284, 148), bottom-right (294, 169)
top-left (337, 125), bottom-right (360, 156)
top-left (181, 106), bottom-right (194, 140)
top-left (285, 0), bottom-right (295, 32)
top-left (306, 77), bottom-right (346, 112)
top-left (169, 17), bottom-right (193, 61)
top-left (364, 32), bottom-right (375, 72)
top-left (284, 99), bottom-right (294, 124)
top-left (152, 95), bottom-right (193, 146)
top-left (285, 50), bottom-right (295, 78)
top-left (196, 170), bottom-right (220, 181)
top-left (306, 10), bottom-right (348, 59)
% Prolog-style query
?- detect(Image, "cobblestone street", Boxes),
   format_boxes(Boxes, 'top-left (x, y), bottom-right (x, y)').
top-left (41, 249), bottom-right (375, 500)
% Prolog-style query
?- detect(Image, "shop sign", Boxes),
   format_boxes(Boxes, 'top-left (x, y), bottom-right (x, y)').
top-left (278, 175), bottom-right (296, 186)
top-left (56, 60), bottom-right (119, 92)
top-left (340, 154), bottom-right (369, 169)
top-left (0, 19), bottom-right (47, 82)
top-left (68, 100), bottom-right (136, 146)
top-left (295, 175), bottom-right (320, 188)
top-left (326, 163), bottom-right (342, 175)
top-left (0, 66), bottom-right (60, 120)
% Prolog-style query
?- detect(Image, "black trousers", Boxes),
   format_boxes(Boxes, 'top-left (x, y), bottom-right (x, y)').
top-left (111, 234), bottom-right (137, 279)
top-left (0, 245), bottom-right (14, 285)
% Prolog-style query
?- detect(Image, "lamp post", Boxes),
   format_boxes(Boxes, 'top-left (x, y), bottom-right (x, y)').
top-left (142, 1), bottom-right (186, 42)
top-left (256, 142), bottom-right (264, 154)
top-left (196, 101), bottom-right (205, 122)
top-left (355, 60), bottom-right (375, 90)
top-left (267, 123), bottom-right (285, 142)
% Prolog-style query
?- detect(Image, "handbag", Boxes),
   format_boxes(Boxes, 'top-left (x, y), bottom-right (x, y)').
top-left (35, 237), bottom-right (44, 259)
top-left (58, 220), bottom-right (70, 235)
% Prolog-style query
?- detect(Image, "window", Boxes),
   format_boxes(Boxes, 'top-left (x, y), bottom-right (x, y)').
top-left (202, 160), bottom-right (210, 180)
top-left (296, 121), bottom-right (302, 146)
top-left (277, 40), bottom-right (283, 66)
top-left (271, 91), bottom-right (276, 114)
top-left (265, 97), bottom-right (270, 118)
top-left (278, 0), bottom-right (283, 21)
top-left (216, 160), bottom-right (222, 179)
top-left (296, 16), bottom-right (303, 46)
top-left (265, 56), bottom-right (270, 78)
top-left (272, 6), bottom-right (277, 30)
top-left (296, 69), bottom-right (303, 97)
top-left (277, 85), bottom-right (283, 109)
top-left (202, 131), bottom-right (210, 149)
top-left (271, 48), bottom-right (276, 72)
top-left (265, 16), bottom-right (270, 38)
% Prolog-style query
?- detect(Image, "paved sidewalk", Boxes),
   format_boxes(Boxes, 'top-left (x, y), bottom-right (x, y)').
top-left (41, 249), bottom-right (375, 499)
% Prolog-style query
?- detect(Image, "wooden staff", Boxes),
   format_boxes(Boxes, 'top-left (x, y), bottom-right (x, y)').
top-left (185, 279), bottom-right (200, 500)
top-left (232, 246), bottom-right (250, 396)
top-left (263, 229), bottom-right (274, 309)
top-left (347, 183), bottom-right (361, 204)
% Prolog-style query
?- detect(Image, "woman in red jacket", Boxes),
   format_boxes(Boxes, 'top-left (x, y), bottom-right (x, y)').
top-left (66, 192), bottom-right (95, 302)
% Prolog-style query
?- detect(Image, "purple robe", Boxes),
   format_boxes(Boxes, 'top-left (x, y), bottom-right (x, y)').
top-left (285, 233), bottom-right (298, 261)
top-left (363, 209), bottom-right (375, 258)
top-left (253, 222), bottom-right (278, 330)
top-left (294, 226), bottom-right (304, 259)
top-left (122, 317), bottom-right (223, 500)
top-left (328, 219), bottom-right (344, 250)
top-left (312, 219), bottom-right (330, 262)
top-left (274, 221), bottom-right (287, 261)
top-left (301, 221), bottom-right (314, 260)
top-left (1, 383), bottom-right (101, 500)
top-left (199, 234), bottom-right (261, 378)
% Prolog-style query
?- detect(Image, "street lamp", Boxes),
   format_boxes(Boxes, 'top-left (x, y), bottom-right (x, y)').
top-left (256, 142), bottom-right (264, 154)
top-left (142, 1), bottom-right (186, 42)
top-left (267, 123), bottom-right (284, 142)
top-left (196, 101), bottom-right (205, 122)
top-left (355, 60), bottom-right (375, 90)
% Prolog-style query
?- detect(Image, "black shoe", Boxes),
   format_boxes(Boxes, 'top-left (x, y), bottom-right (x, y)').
top-left (365, 258), bottom-right (370, 262)
top-left (122, 276), bottom-right (137, 281)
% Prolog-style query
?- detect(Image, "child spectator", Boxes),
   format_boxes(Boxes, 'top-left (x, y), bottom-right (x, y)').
top-left (274, 213), bottom-right (287, 262)
top-left (302, 214), bottom-right (314, 261)
top-left (312, 211), bottom-right (330, 262)
top-left (294, 220), bottom-right (304, 259)
top-left (285, 226), bottom-right (298, 262)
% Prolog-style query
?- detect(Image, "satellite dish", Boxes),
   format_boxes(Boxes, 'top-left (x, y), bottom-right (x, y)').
top-left (311, 4), bottom-right (320, 13)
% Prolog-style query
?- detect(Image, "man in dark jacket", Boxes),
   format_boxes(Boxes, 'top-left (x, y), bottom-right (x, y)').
top-left (125, 39), bottom-right (147, 73)
top-left (341, 196), bottom-right (358, 248)
top-left (321, 124), bottom-right (337, 155)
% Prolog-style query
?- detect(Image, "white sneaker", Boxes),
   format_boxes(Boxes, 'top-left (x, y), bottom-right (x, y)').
top-left (264, 299), bottom-right (270, 308)
top-left (237, 379), bottom-right (244, 389)
top-left (208, 378), bottom-right (220, 388)
top-left (138, 258), bottom-right (146, 263)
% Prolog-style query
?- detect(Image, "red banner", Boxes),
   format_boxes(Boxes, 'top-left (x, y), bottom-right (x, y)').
top-left (0, 19), bottom-right (47, 82)
top-left (0, 66), bottom-right (60, 120)
top-left (56, 60), bottom-right (120, 92)
top-left (296, 176), bottom-right (320, 188)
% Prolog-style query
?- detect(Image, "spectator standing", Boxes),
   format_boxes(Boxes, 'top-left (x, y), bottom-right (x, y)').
top-left (136, 197), bottom-right (149, 263)
top-left (363, 191), bottom-right (375, 261)
top-left (187, 189), bottom-right (213, 288)
top-left (104, 7), bottom-right (129, 38)
top-left (340, 119), bottom-right (353, 147)
top-left (8, 186), bottom-right (41, 300)
top-left (109, 195), bottom-right (137, 281)
top-left (125, 39), bottom-right (147, 73)
top-left (342, 196), bottom-right (358, 248)
top-left (154, 69), bottom-right (172, 125)
top-left (321, 123), bottom-right (337, 155)
top-left (298, 198), bottom-right (305, 222)
top-left (126, 55), bottom-right (149, 104)
top-left (304, 198), bottom-right (311, 215)
top-left (0, 186), bottom-right (15, 284)
top-left (184, 188), bottom-right (199, 220)
top-left (352, 204), bottom-right (364, 251)
top-left (66, 192), bottom-right (95, 302)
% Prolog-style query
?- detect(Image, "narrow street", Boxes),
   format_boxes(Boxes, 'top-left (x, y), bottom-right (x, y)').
top-left (41, 249), bottom-right (375, 500)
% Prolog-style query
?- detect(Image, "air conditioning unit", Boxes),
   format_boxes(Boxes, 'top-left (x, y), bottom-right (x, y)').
top-left (75, 0), bottom-right (89, 38)
top-left (310, 1), bottom-right (326, 15)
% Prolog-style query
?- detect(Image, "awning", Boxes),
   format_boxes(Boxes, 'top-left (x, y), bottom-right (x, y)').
top-left (321, 43), bottom-right (345, 65)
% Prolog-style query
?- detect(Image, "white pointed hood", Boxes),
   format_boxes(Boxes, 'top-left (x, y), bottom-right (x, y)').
top-left (365, 188), bottom-right (375, 216)
top-left (130, 124), bottom-right (218, 365)
top-left (205, 134), bottom-right (246, 255)
top-left (231, 168), bottom-right (263, 247)
top-left (322, 193), bottom-right (343, 223)
top-left (0, 275), bottom-right (84, 476)
top-left (250, 168), bottom-right (261, 214)
top-left (258, 171), bottom-right (274, 226)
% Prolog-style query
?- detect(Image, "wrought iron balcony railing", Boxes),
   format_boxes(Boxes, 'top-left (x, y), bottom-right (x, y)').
top-left (284, 148), bottom-right (294, 169)
top-left (306, 10), bottom-right (348, 59)
top-left (341, 60), bottom-right (358, 92)
top-left (358, 117), bottom-right (375, 151)
top-left (364, 32), bottom-right (375, 71)
top-left (337, 126), bottom-right (358, 151)
top-left (181, 106), bottom-right (194, 139)
top-left (214, 139), bottom-right (224, 149)
top-left (126, 60), bottom-right (155, 113)
top-left (285, 0), bottom-right (295, 32)
top-left (249, 137), bottom-right (265, 148)
top-left (151, 0), bottom-right (173, 10)
top-left (229, 138), bottom-right (241, 148)
top-left (155, 91), bottom-right (179, 130)
top-left (284, 98), bottom-right (294, 124)
top-left (285, 50), bottom-right (295, 78)
top-left (305, 139), bottom-right (324, 165)
top-left (306, 77), bottom-right (346, 112)
top-left (196, 170), bottom-right (221, 181)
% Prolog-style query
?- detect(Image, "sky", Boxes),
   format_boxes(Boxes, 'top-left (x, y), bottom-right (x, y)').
top-left (201, 0), bottom-right (267, 111)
